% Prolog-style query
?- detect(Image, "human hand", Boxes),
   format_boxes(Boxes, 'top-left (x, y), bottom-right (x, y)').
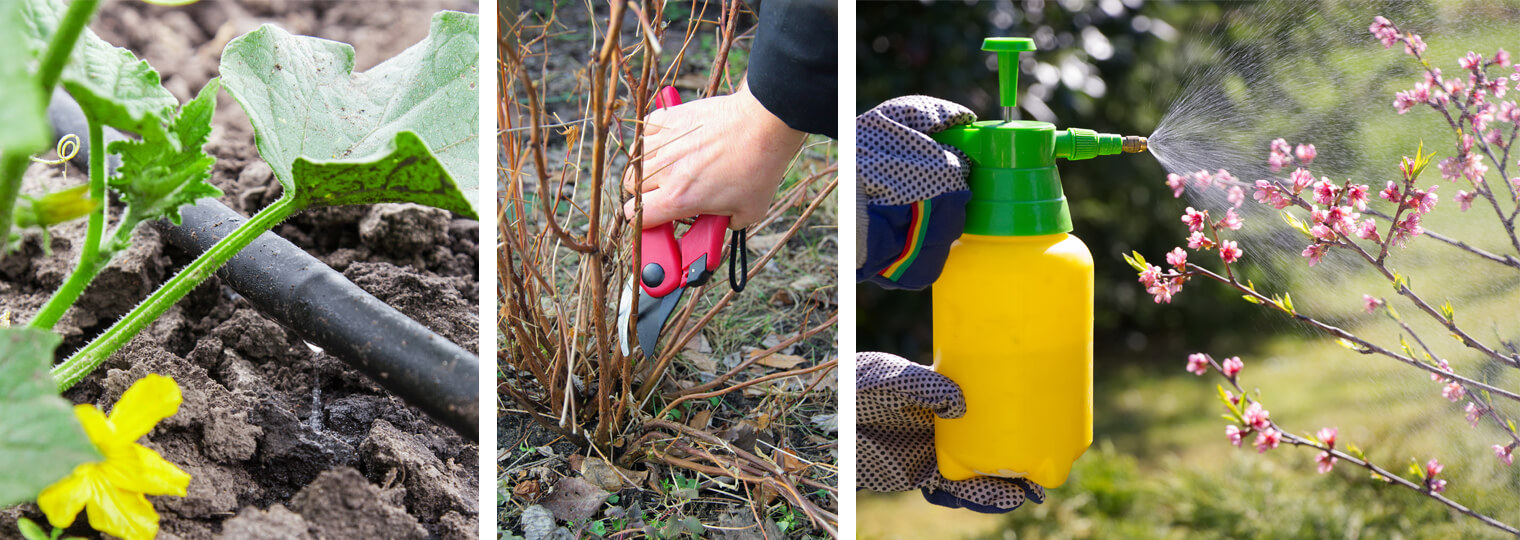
top-left (622, 79), bottom-right (807, 230)
top-left (857, 352), bottom-right (1046, 513)
top-left (856, 96), bottom-right (978, 290)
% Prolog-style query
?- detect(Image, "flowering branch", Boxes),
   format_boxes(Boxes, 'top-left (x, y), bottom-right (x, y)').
top-left (1185, 352), bottom-right (1518, 535)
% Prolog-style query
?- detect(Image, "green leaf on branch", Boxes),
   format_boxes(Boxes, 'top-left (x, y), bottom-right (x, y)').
top-left (0, 0), bottom-right (48, 153)
top-left (0, 327), bottom-right (101, 507)
top-left (1242, 294), bottom-right (1261, 304)
top-left (1122, 251), bottom-right (1148, 272)
top-left (1439, 299), bottom-right (1455, 323)
top-left (1282, 293), bottom-right (1295, 314)
top-left (20, 0), bottom-right (177, 142)
top-left (219, 11), bottom-right (479, 218)
top-left (1281, 211), bottom-right (1313, 238)
top-left (107, 79), bottom-right (222, 227)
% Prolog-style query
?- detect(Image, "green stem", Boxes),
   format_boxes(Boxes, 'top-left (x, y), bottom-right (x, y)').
top-left (0, 0), bottom-right (102, 253)
top-left (36, 0), bottom-right (100, 92)
top-left (52, 194), bottom-right (304, 391)
top-left (0, 154), bottom-right (29, 253)
top-left (30, 118), bottom-right (109, 330)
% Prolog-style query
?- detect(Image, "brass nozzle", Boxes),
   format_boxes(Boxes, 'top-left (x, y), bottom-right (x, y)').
top-left (1122, 136), bottom-right (1148, 154)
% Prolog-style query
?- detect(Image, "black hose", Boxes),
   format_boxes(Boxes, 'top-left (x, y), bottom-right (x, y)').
top-left (47, 92), bottom-right (479, 441)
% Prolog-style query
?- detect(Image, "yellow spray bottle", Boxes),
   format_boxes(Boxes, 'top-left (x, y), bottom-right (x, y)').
top-left (930, 37), bottom-right (1147, 489)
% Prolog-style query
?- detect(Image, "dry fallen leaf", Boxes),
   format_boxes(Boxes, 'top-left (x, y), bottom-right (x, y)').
top-left (513, 479), bottom-right (542, 502)
top-left (754, 352), bottom-right (806, 369)
top-left (542, 477), bottom-right (609, 522)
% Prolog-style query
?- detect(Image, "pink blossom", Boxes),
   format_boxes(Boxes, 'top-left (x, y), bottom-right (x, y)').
top-left (1192, 169), bottom-right (1215, 190)
top-left (1456, 190), bottom-right (1476, 211)
top-left (1220, 209), bottom-right (1244, 231)
top-left (1497, 48), bottom-right (1512, 67)
top-left (1431, 479), bottom-right (1447, 493)
top-left (1227, 186), bottom-right (1245, 208)
top-left (1309, 207), bottom-right (1329, 225)
top-left (1391, 214), bottom-right (1424, 247)
top-left (1327, 206), bottom-right (1360, 231)
top-left (1138, 264), bottom-right (1162, 288)
top-left (1254, 428), bottom-right (1281, 453)
top-left (1345, 183), bottom-right (1370, 210)
top-left (1295, 144), bottom-right (1317, 164)
top-left (1166, 247), bottom-right (1188, 269)
top-left (1310, 224), bottom-right (1336, 242)
top-left (1426, 458), bottom-right (1444, 478)
top-left (1381, 181), bottom-right (1401, 202)
top-left (1495, 444), bottom-right (1515, 466)
top-left (1460, 51), bottom-right (1483, 70)
top-left (1394, 90), bottom-right (1418, 114)
top-left (1313, 178), bottom-right (1340, 205)
top-left (1186, 353), bottom-right (1209, 376)
top-left (1355, 219), bottom-right (1382, 242)
top-left (1253, 180), bottom-right (1292, 209)
top-left (1226, 425), bottom-right (1245, 447)
top-left (1406, 34), bottom-right (1427, 56)
top-left (1363, 294), bottom-right (1384, 313)
top-left (1215, 169), bottom-right (1237, 185)
top-left (1243, 402), bottom-right (1271, 430)
top-left (1317, 427), bottom-right (1338, 448)
top-left (1463, 152), bottom-right (1489, 181)
top-left (1290, 168), bottom-right (1314, 193)
top-left (1405, 185), bottom-right (1439, 214)
top-left (1316, 451), bottom-right (1337, 473)
top-left (1268, 139), bottom-right (1292, 172)
top-left (1370, 16), bottom-right (1398, 48)
top-left (1149, 279), bottom-right (1180, 304)
top-left (1439, 156), bottom-right (1462, 181)
top-left (1219, 240), bottom-right (1243, 264)
top-left (1432, 359), bottom-right (1452, 382)
top-left (1166, 173), bottom-right (1187, 198)
top-left (1500, 101), bottom-right (1520, 122)
top-left (1465, 402), bottom-right (1483, 427)
top-left (1302, 243), bottom-right (1328, 266)
top-left (1187, 231), bottom-right (1215, 250)
top-left (1221, 356), bottom-right (1243, 377)
top-left (1442, 381), bottom-right (1466, 402)
top-left (1512, 177), bottom-right (1520, 195)
top-left (1181, 207), bottom-right (1208, 232)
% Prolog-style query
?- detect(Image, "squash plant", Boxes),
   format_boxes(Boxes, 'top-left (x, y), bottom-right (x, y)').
top-left (0, 0), bottom-right (479, 524)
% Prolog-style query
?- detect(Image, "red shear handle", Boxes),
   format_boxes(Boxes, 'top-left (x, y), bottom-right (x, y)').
top-left (637, 87), bottom-right (732, 297)
top-left (638, 86), bottom-right (687, 298)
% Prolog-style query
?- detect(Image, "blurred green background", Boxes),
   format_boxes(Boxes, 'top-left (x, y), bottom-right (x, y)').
top-left (856, 0), bottom-right (1520, 537)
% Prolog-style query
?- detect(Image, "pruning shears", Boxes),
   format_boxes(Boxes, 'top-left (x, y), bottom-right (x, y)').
top-left (618, 86), bottom-right (747, 358)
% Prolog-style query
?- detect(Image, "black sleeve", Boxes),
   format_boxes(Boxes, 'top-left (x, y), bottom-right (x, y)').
top-left (746, 0), bottom-right (838, 138)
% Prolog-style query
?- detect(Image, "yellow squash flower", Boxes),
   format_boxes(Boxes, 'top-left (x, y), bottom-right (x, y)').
top-left (38, 374), bottom-right (191, 540)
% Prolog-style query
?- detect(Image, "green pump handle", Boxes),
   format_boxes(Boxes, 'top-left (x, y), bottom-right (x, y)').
top-left (930, 37), bottom-right (1146, 237)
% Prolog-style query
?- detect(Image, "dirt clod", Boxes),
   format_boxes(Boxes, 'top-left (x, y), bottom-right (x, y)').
top-left (218, 504), bottom-right (314, 540)
top-left (359, 419), bottom-right (475, 518)
top-left (289, 467), bottom-right (427, 540)
top-left (360, 203), bottom-right (452, 257)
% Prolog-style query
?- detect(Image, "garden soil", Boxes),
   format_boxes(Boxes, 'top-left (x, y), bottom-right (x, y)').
top-left (1, 0), bottom-right (480, 538)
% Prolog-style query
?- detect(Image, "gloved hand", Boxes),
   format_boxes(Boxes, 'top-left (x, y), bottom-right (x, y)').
top-left (856, 96), bottom-right (977, 290)
top-left (857, 352), bottom-right (1046, 513)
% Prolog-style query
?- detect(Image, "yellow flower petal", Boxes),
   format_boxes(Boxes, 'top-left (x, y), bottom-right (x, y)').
top-left (73, 404), bottom-right (119, 448)
top-left (99, 444), bottom-right (192, 497)
top-left (107, 374), bottom-right (181, 442)
top-left (37, 464), bottom-right (92, 529)
top-left (83, 483), bottom-right (161, 540)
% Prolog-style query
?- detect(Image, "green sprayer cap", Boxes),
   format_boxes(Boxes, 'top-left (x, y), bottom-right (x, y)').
top-left (930, 37), bottom-right (1145, 237)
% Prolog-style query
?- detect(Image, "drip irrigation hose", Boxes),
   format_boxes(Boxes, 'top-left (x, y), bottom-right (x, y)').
top-left (47, 92), bottom-right (479, 441)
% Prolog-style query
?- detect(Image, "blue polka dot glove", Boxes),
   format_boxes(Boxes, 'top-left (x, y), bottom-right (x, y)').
top-left (857, 96), bottom-right (976, 290)
top-left (857, 352), bottom-right (1046, 513)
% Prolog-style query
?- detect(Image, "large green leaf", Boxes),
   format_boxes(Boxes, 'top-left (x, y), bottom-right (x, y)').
top-left (0, 327), bottom-right (101, 507)
top-left (292, 131), bottom-right (474, 216)
top-left (107, 78), bottom-right (223, 227)
top-left (0, 0), bottom-right (49, 153)
top-left (20, 0), bottom-right (177, 143)
top-left (220, 11), bottom-right (479, 218)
